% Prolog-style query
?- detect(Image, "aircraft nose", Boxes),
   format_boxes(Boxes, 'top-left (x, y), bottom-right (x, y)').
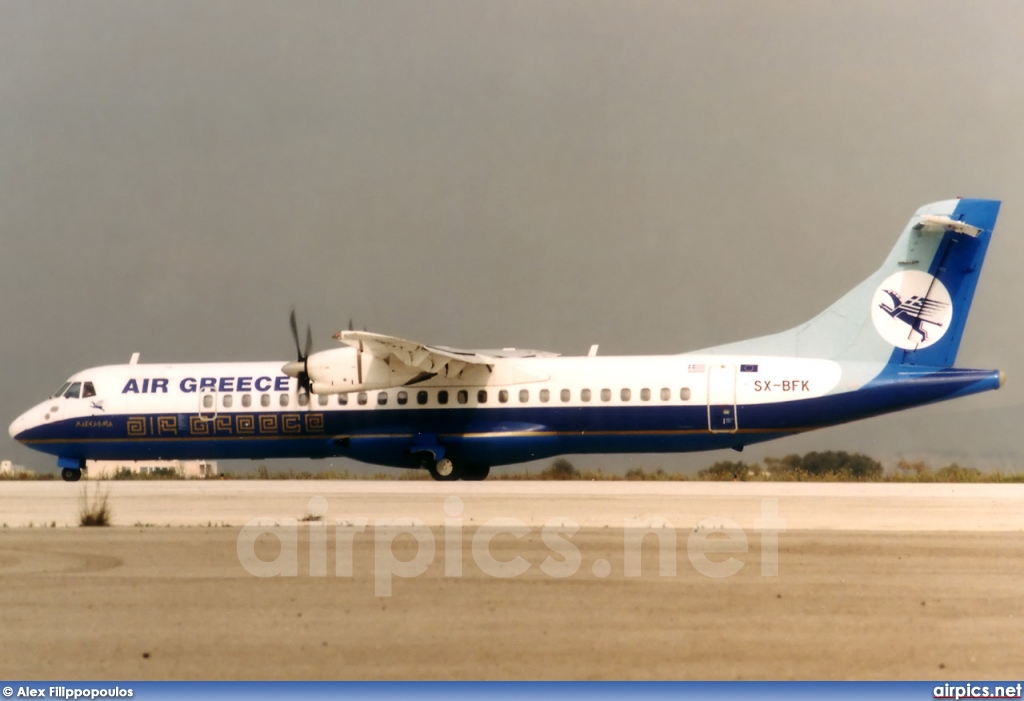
top-left (9, 408), bottom-right (35, 441)
top-left (9, 413), bottom-right (26, 440)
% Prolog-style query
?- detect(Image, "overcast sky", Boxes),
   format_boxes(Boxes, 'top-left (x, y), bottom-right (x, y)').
top-left (3, 1), bottom-right (1023, 474)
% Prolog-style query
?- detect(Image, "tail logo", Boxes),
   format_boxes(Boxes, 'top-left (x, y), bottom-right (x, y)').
top-left (871, 270), bottom-right (953, 350)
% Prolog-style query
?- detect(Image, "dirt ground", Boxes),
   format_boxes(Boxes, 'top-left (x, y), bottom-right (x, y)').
top-left (1, 526), bottom-right (1022, 680)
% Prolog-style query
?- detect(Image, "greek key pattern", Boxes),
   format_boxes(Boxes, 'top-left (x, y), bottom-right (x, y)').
top-left (126, 413), bottom-right (325, 438)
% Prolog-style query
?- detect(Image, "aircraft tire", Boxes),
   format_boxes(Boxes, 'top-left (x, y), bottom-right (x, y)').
top-left (428, 458), bottom-right (460, 481)
top-left (462, 465), bottom-right (490, 481)
top-left (61, 468), bottom-right (81, 482)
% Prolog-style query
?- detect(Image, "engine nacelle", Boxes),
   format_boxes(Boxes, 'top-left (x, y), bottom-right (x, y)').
top-left (302, 347), bottom-right (419, 394)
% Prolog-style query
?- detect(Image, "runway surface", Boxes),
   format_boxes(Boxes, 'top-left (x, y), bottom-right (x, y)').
top-left (1, 481), bottom-right (1022, 680)
top-left (2, 480), bottom-right (1023, 529)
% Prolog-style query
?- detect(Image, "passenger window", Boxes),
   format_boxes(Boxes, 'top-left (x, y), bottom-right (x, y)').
top-left (242, 394), bottom-right (252, 408)
top-left (417, 391), bottom-right (428, 405)
top-left (82, 382), bottom-right (96, 398)
top-left (318, 394), bottom-right (328, 406)
top-left (357, 392), bottom-right (368, 406)
top-left (65, 382), bottom-right (82, 399)
top-left (458, 390), bottom-right (468, 404)
top-left (438, 390), bottom-right (448, 405)
top-left (581, 389), bottom-right (591, 402)
top-left (477, 390), bottom-right (488, 403)
top-left (519, 389), bottom-right (529, 403)
top-left (680, 387), bottom-right (691, 401)
top-left (601, 388), bottom-right (611, 402)
top-left (540, 389), bottom-right (550, 403)
top-left (377, 391), bottom-right (388, 406)
top-left (261, 394), bottom-right (271, 407)
top-left (499, 390), bottom-right (509, 404)
top-left (560, 389), bottom-right (570, 402)
top-left (298, 393), bottom-right (309, 407)
top-left (223, 395), bottom-right (233, 408)
top-left (203, 395), bottom-right (214, 409)
top-left (641, 388), bottom-right (651, 401)
top-left (660, 388), bottom-right (671, 401)
top-left (279, 394), bottom-right (290, 407)
top-left (397, 391), bottom-right (408, 405)
top-left (621, 388), bottom-right (631, 401)
top-left (338, 394), bottom-right (348, 406)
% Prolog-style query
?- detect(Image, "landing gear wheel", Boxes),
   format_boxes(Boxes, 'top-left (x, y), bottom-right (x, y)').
top-left (61, 468), bottom-right (82, 482)
top-left (462, 465), bottom-right (490, 481)
top-left (428, 458), bottom-right (461, 481)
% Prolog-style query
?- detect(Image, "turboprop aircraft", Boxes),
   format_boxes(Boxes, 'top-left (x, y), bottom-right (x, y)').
top-left (9, 198), bottom-right (1003, 482)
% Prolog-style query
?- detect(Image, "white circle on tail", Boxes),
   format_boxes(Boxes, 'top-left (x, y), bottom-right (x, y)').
top-left (871, 270), bottom-right (953, 350)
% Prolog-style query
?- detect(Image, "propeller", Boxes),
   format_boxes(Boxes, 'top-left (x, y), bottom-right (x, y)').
top-left (284, 308), bottom-right (313, 393)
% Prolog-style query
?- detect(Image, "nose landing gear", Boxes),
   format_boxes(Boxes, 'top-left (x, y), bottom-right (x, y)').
top-left (57, 457), bottom-right (84, 482)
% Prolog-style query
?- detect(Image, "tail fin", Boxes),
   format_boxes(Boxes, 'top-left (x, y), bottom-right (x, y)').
top-left (702, 198), bottom-right (1000, 368)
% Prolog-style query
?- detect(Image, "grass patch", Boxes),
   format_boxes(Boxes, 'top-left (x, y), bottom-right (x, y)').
top-left (0, 472), bottom-right (54, 481)
top-left (112, 467), bottom-right (181, 480)
top-left (79, 484), bottom-right (112, 527)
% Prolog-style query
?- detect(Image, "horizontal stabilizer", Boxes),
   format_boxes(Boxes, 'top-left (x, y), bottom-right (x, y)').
top-left (913, 214), bottom-right (981, 238)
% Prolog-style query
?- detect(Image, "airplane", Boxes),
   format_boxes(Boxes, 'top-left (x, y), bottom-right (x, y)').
top-left (9, 198), bottom-right (1003, 482)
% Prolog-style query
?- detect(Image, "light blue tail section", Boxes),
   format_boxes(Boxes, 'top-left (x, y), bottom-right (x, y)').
top-left (701, 198), bottom-right (1001, 369)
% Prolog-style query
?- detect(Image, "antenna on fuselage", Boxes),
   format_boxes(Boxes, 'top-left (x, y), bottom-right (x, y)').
top-left (129, 352), bottom-right (140, 365)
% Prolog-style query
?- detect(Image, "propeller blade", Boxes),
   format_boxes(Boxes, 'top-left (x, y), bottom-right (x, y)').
top-left (284, 309), bottom-right (314, 395)
top-left (289, 308), bottom-right (302, 360)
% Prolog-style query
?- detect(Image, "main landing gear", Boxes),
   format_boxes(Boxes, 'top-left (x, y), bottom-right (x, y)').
top-left (423, 458), bottom-right (490, 482)
top-left (61, 468), bottom-right (82, 482)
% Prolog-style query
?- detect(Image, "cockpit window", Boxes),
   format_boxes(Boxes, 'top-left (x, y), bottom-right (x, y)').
top-left (53, 382), bottom-right (72, 398)
top-left (82, 382), bottom-right (96, 398)
top-left (64, 382), bottom-right (82, 399)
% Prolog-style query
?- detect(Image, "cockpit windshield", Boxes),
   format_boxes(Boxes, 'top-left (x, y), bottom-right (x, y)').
top-left (52, 380), bottom-right (95, 399)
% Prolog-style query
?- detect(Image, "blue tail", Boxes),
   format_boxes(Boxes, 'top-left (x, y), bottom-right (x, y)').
top-left (701, 198), bottom-right (1001, 369)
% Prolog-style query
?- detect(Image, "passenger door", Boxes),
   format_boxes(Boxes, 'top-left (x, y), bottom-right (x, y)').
top-left (707, 364), bottom-right (738, 433)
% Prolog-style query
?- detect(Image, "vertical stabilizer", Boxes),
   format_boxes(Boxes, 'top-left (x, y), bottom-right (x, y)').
top-left (700, 198), bottom-right (1000, 368)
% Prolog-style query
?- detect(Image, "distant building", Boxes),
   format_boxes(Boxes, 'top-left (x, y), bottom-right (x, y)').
top-left (0, 460), bottom-right (33, 477)
top-left (85, 459), bottom-right (218, 479)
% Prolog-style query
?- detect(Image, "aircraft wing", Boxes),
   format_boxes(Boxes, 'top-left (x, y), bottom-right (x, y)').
top-left (333, 330), bottom-right (497, 380)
